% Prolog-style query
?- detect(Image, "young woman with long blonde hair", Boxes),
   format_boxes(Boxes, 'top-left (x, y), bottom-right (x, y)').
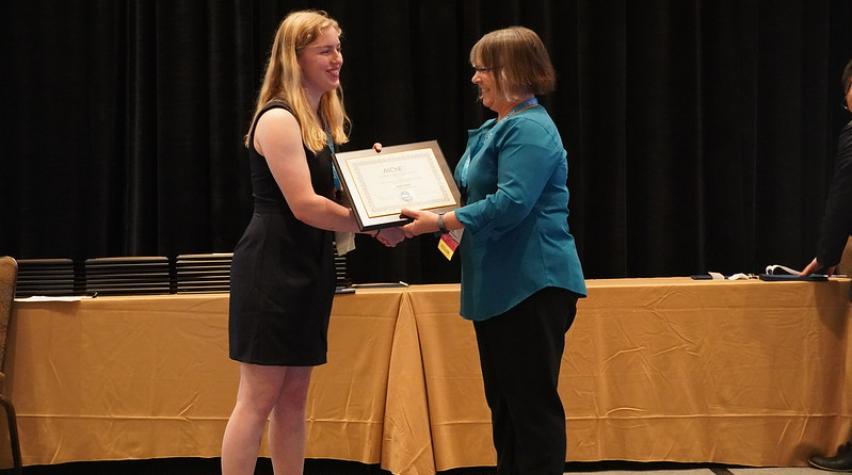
top-left (222, 10), bottom-right (402, 475)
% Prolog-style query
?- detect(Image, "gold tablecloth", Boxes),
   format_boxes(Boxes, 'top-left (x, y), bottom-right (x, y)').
top-left (7, 278), bottom-right (852, 474)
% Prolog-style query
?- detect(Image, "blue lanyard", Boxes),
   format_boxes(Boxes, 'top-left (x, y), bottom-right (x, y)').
top-left (511, 96), bottom-right (539, 111)
top-left (458, 149), bottom-right (472, 191)
top-left (326, 133), bottom-right (341, 191)
top-left (458, 97), bottom-right (539, 192)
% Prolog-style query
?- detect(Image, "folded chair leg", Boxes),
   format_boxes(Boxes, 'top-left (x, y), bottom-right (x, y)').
top-left (0, 396), bottom-right (21, 474)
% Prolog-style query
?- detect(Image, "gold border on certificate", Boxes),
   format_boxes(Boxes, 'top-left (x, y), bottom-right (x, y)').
top-left (333, 140), bottom-right (461, 231)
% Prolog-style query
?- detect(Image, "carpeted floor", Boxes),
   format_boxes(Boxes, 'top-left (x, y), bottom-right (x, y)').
top-left (6, 458), bottom-right (835, 474)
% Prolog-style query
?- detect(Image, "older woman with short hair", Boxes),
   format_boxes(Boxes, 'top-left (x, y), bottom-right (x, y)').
top-left (402, 26), bottom-right (586, 475)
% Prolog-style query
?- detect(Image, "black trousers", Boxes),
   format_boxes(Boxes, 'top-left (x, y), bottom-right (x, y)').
top-left (473, 287), bottom-right (578, 475)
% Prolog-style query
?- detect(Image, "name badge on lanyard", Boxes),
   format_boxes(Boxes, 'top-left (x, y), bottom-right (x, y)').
top-left (437, 229), bottom-right (463, 260)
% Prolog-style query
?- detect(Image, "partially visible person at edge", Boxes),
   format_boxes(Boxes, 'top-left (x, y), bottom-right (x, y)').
top-left (803, 58), bottom-right (852, 472)
top-left (222, 10), bottom-right (403, 475)
top-left (400, 26), bottom-right (587, 475)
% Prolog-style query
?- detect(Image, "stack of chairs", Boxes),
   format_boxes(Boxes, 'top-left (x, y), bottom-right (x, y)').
top-left (9, 251), bottom-right (352, 298)
top-left (14, 258), bottom-right (77, 297)
top-left (334, 247), bottom-right (352, 290)
top-left (84, 256), bottom-right (171, 296)
top-left (175, 253), bottom-right (232, 293)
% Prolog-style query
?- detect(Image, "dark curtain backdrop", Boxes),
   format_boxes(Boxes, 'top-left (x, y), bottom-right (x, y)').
top-left (2, 0), bottom-right (851, 283)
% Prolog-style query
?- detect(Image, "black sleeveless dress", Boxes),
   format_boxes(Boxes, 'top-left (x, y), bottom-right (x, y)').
top-left (229, 100), bottom-right (336, 366)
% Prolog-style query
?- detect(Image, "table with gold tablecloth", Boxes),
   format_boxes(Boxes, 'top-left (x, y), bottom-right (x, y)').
top-left (401, 279), bottom-right (852, 471)
top-left (7, 278), bottom-right (852, 474)
top-left (7, 289), bottom-right (408, 469)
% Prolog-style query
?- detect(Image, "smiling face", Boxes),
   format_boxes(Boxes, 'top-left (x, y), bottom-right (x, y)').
top-left (297, 27), bottom-right (343, 98)
top-left (471, 65), bottom-right (501, 112)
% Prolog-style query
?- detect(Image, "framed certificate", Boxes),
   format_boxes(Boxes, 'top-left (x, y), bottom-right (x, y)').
top-left (333, 140), bottom-right (461, 231)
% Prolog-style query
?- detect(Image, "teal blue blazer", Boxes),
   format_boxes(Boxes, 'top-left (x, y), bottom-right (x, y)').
top-left (454, 104), bottom-right (586, 321)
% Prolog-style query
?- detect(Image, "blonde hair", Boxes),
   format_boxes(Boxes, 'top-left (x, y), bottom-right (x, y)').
top-left (470, 26), bottom-right (556, 101)
top-left (247, 10), bottom-right (350, 153)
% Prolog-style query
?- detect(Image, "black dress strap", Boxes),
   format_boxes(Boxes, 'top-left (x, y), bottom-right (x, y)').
top-left (247, 99), bottom-right (293, 152)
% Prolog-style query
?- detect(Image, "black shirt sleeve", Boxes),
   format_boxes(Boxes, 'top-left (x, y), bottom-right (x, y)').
top-left (816, 120), bottom-right (852, 267)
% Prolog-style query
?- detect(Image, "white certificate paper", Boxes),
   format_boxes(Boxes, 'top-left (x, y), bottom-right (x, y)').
top-left (333, 140), bottom-right (461, 231)
top-left (346, 149), bottom-right (456, 218)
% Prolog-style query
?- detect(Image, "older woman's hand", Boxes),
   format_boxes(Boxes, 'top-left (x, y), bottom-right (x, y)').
top-left (400, 208), bottom-right (439, 238)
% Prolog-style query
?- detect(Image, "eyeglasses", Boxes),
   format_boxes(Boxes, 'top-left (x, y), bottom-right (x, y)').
top-left (472, 66), bottom-right (497, 73)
